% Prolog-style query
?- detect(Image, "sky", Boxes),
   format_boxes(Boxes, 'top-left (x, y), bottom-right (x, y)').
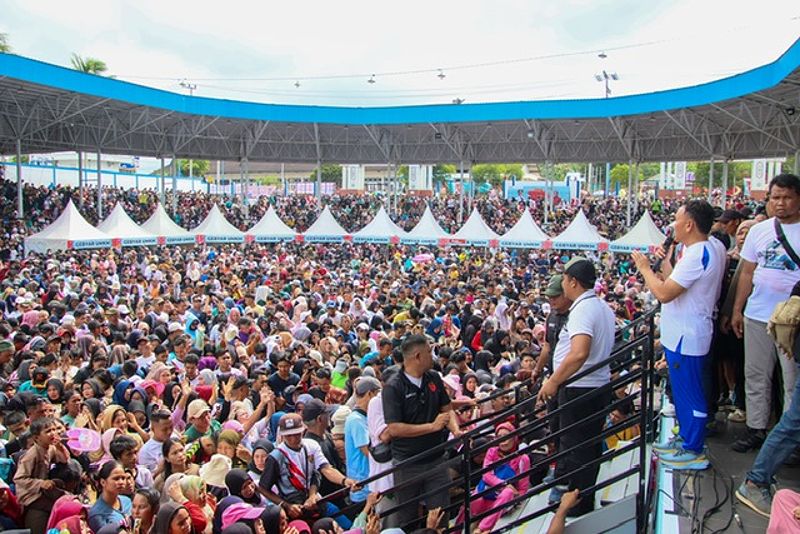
top-left (1, 0), bottom-right (799, 107)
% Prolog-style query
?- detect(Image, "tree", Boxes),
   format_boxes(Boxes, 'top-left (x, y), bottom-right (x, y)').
top-left (433, 164), bottom-right (456, 182)
top-left (0, 33), bottom-right (11, 53)
top-left (471, 163), bottom-right (524, 187)
top-left (70, 53), bottom-right (108, 75)
top-left (309, 163), bottom-right (343, 185)
top-left (176, 159), bottom-right (210, 177)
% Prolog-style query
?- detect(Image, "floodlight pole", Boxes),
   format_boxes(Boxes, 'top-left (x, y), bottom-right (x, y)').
top-left (97, 149), bottom-right (103, 220)
top-left (15, 139), bottom-right (23, 219)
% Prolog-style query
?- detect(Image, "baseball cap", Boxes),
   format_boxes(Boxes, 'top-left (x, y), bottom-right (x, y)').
top-left (222, 503), bottom-right (266, 531)
top-left (301, 398), bottom-right (335, 422)
top-left (355, 376), bottom-right (382, 396)
top-left (543, 275), bottom-right (564, 297)
top-left (278, 413), bottom-right (306, 436)
top-left (563, 257), bottom-right (597, 288)
top-left (187, 399), bottom-right (211, 420)
top-left (168, 322), bottom-right (183, 333)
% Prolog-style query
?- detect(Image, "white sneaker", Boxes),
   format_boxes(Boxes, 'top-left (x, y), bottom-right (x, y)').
top-left (661, 402), bottom-right (676, 417)
top-left (728, 409), bottom-right (746, 423)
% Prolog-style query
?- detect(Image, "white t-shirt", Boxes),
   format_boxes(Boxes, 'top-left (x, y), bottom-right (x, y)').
top-left (552, 290), bottom-right (615, 388)
top-left (740, 218), bottom-right (800, 322)
top-left (367, 393), bottom-right (393, 493)
top-left (661, 239), bottom-right (726, 355)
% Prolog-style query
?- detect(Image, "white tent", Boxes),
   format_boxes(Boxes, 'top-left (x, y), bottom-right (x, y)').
top-left (499, 209), bottom-right (550, 248)
top-left (353, 206), bottom-right (407, 244)
top-left (247, 206), bottom-right (297, 243)
top-left (402, 205), bottom-right (451, 245)
top-left (97, 204), bottom-right (157, 246)
top-left (24, 200), bottom-right (111, 254)
top-left (191, 204), bottom-right (245, 243)
top-left (303, 206), bottom-right (349, 243)
top-left (449, 208), bottom-right (501, 246)
top-left (610, 211), bottom-right (667, 252)
top-left (140, 203), bottom-right (195, 245)
top-left (551, 209), bottom-right (609, 250)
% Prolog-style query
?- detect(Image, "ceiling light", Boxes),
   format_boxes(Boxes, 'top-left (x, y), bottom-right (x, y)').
top-left (368, 75), bottom-right (376, 84)
top-left (452, 98), bottom-right (464, 105)
top-left (526, 130), bottom-right (534, 138)
top-left (294, 81), bottom-right (301, 88)
top-left (786, 107), bottom-right (796, 116)
top-left (434, 132), bottom-right (443, 140)
top-left (438, 69), bottom-right (446, 80)
top-left (598, 51), bottom-right (607, 59)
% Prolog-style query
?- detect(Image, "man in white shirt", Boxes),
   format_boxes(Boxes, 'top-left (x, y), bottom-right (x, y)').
top-left (537, 257), bottom-right (615, 517)
top-left (730, 174), bottom-right (800, 453)
top-left (633, 199), bottom-right (725, 470)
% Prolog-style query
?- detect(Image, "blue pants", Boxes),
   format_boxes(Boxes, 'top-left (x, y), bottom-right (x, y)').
top-left (323, 501), bottom-right (353, 529)
top-left (747, 361), bottom-right (800, 486)
top-left (665, 345), bottom-right (709, 453)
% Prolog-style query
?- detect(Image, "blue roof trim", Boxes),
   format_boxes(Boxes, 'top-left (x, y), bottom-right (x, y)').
top-left (1, 38), bottom-right (799, 125)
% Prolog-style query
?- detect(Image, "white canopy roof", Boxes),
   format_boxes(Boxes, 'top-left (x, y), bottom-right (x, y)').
top-left (353, 206), bottom-right (407, 244)
top-left (610, 211), bottom-right (667, 252)
top-left (24, 199), bottom-right (111, 254)
top-left (449, 208), bottom-right (500, 246)
top-left (551, 209), bottom-right (609, 250)
top-left (247, 206), bottom-right (297, 242)
top-left (499, 209), bottom-right (550, 248)
top-left (403, 205), bottom-right (451, 245)
top-left (97, 204), bottom-right (157, 246)
top-left (303, 206), bottom-right (349, 243)
top-left (140, 203), bottom-right (195, 244)
top-left (191, 204), bottom-right (245, 243)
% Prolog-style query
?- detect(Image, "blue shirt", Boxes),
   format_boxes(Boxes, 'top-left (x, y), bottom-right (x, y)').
top-left (88, 495), bottom-right (132, 532)
top-left (344, 408), bottom-right (370, 502)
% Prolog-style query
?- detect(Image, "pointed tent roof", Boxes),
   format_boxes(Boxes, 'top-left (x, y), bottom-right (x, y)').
top-left (303, 206), bottom-right (349, 243)
top-left (499, 209), bottom-right (550, 248)
top-left (24, 199), bottom-right (111, 253)
top-left (450, 208), bottom-right (500, 246)
top-left (140, 203), bottom-right (195, 244)
top-left (551, 209), bottom-right (609, 250)
top-left (191, 204), bottom-right (245, 243)
top-left (247, 206), bottom-right (297, 242)
top-left (97, 204), bottom-right (157, 246)
top-left (353, 206), bottom-right (407, 243)
top-left (610, 211), bottom-right (667, 252)
top-left (403, 205), bottom-right (451, 245)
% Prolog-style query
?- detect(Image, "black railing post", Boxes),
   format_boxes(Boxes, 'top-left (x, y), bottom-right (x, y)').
top-left (461, 438), bottom-right (472, 533)
top-left (647, 312), bottom-right (657, 441)
top-left (637, 324), bottom-right (649, 533)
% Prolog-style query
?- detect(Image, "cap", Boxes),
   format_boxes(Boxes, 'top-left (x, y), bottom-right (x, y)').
top-left (117, 304), bottom-right (130, 315)
top-left (278, 413), bottom-right (305, 436)
top-left (222, 503), bottom-right (266, 531)
top-left (355, 376), bottom-right (382, 396)
top-left (543, 275), bottom-right (564, 297)
top-left (307, 350), bottom-right (323, 367)
top-left (301, 398), bottom-right (335, 422)
top-left (168, 322), bottom-right (183, 333)
top-left (199, 453), bottom-right (232, 488)
top-left (716, 209), bottom-right (744, 223)
top-left (564, 257), bottom-right (597, 288)
top-left (331, 405), bottom-right (351, 435)
top-left (187, 399), bottom-right (211, 420)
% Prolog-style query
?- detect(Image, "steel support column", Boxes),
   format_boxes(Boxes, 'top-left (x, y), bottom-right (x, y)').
top-left (160, 157), bottom-right (165, 206)
top-left (605, 162), bottom-right (611, 198)
top-left (243, 157), bottom-right (250, 217)
top-left (171, 156), bottom-right (178, 215)
top-left (316, 160), bottom-right (322, 200)
top-left (96, 149), bottom-right (103, 220)
top-left (721, 160), bottom-right (729, 207)
top-left (15, 139), bottom-right (22, 219)
top-left (77, 150), bottom-right (84, 209)
top-left (627, 160), bottom-right (634, 228)
top-left (794, 150), bottom-right (799, 175)
top-left (707, 157), bottom-right (715, 203)
top-left (458, 160), bottom-right (464, 224)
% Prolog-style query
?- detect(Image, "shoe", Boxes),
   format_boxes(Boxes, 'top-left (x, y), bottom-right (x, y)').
top-left (653, 435), bottom-right (684, 454)
top-left (548, 484), bottom-right (568, 505)
top-left (718, 394), bottom-right (734, 410)
top-left (659, 448), bottom-right (710, 470)
top-left (727, 409), bottom-right (746, 423)
top-left (661, 402), bottom-right (676, 417)
top-left (732, 429), bottom-right (766, 453)
top-left (736, 481), bottom-right (772, 518)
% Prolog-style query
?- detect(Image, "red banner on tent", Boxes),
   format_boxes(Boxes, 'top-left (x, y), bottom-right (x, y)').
top-left (157, 236), bottom-right (167, 246)
top-left (489, 239), bottom-right (499, 249)
top-left (389, 235), bottom-right (400, 245)
top-left (66, 240), bottom-right (74, 249)
top-left (111, 238), bottom-right (122, 249)
top-left (542, 240), bottom-right (553, 250)
top-left (245, 234), bottom-right (255, 244)
top-left (598, 242), bottom-right (609, 252)
top-left (294, 235), bottom-right (305, 244)
top-left (195, 235), bottom-right (205, 245)
top-left (343, 235), bottom-right (353, 242)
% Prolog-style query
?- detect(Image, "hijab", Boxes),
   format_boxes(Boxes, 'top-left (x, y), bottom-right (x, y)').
top-left (47, 495), bottom-right (86, 530)
top-left (224, 469), bottom-right (259, 505)
top-left (260, 505), bottom-right (282, 534)
top-left (112, 379), bottom-right (132, 409)
top-left (247, 439), bottom-right (273, 476)
top-left (82, 397), bottom-right (103, 420)
top-left (154, 502), bottom-right (192, 534)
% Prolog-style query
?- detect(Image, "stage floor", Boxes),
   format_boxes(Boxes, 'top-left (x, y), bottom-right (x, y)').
top-left (670, 412), bottom-right (800, 533)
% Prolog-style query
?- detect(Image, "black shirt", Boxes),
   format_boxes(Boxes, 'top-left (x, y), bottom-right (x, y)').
top-left (382, 369), bottom-right (451, 462)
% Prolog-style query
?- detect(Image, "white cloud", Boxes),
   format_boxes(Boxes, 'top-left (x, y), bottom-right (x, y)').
top-left (1, 0), bottom-right (798, 105)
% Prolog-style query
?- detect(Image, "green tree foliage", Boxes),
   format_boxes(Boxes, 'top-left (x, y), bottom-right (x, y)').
top-left (254, 175), bottom-right (281, 186)
top-left (471, 163), bottom-right (524, 186)
top-left (0, 33), bottom-right (11, 53)
top-left (176, 159), bottom-right (210, 177)
top-left (309, 163), bottom-right (343, 184)
top-left (70, 53), bottom-right (108, 75)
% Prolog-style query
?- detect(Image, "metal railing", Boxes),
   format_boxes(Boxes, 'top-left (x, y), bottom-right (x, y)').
top-left (321, 310), bottom-right (659, 533)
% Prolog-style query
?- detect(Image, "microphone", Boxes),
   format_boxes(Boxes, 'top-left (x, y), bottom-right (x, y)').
top-left (653, 227), bottom-right (674, 273)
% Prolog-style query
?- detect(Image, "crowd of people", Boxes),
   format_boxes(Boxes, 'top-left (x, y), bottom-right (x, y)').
top-left (0, 166), bottom-right (796, 534)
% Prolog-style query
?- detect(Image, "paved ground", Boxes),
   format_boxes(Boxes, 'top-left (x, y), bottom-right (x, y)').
top-left (674, 413), bottom-right (800, 533)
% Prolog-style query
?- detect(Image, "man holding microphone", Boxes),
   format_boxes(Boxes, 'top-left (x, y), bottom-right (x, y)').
top-left (632, 199), bottom-right (726, 469)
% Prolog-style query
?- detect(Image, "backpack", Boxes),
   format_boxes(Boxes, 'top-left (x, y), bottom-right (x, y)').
top-left (768, 294), bottom-right (800, 358)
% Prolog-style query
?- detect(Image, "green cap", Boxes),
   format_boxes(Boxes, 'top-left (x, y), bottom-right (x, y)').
top-left (544, 275), bottom-right (564, 297)
top-left (0, 340), bottom-right (13, 352)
